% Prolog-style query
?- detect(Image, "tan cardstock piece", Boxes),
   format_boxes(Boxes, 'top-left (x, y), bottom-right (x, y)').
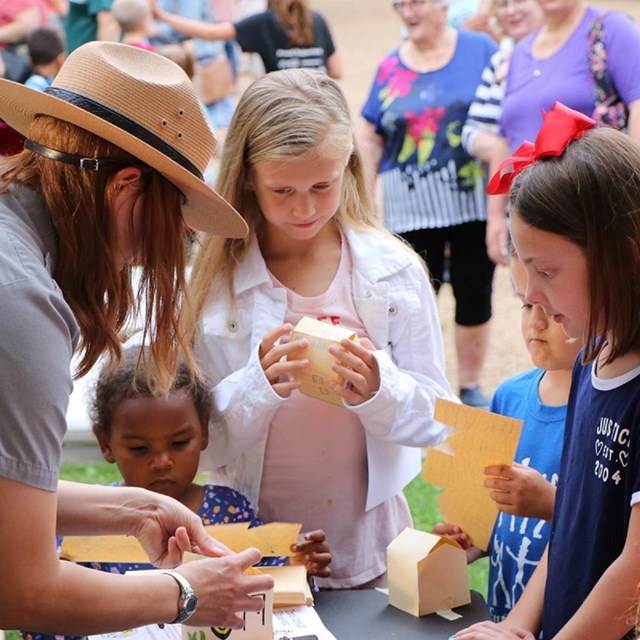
top-left (60, 522), bottom-right (302, 563)
top-left (387, 527), bottom-right (470, 617)
top-left (422, 398), bottom-right (523, 551)
top-left (288, 316), bottom-right (358, 406)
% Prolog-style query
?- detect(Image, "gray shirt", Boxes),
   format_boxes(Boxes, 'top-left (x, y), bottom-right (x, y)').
top-left (0, 185), bottom-right (78, 490)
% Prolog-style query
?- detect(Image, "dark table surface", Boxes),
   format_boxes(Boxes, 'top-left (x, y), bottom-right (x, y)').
top-left (314, 588), bottom-right (489, 640)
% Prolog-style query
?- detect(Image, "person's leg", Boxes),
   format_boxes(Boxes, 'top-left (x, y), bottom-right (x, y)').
top-left (399, 227), bottom-right (447, 294)
top-left (449, 221), bottom-right (495, 407)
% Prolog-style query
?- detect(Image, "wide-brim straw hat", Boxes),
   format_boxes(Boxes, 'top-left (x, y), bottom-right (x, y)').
top-left (0, 41), bottom-right (247, 238)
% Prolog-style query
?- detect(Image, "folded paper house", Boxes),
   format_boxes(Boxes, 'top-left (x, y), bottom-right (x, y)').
top-left (387, 527), bottom-right (470, 617)
top-left (288, 316), bottom-right (358, 406)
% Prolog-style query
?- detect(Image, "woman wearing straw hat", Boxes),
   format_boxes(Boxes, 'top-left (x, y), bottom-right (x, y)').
top-left (0, 41), bottom-right (273, 632)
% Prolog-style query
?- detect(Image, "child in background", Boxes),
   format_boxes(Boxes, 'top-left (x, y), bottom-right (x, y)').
top-left (23, 27), bottom-right (66, 91)
top-left (454, 104), bottom-right (640, 639)
top-left (435, 245), bottom-right (581, 621)
top-left (20, 348), bottom-right (330, 640)
top-left (188, 68), bottom-right (456, 589)
top-left (111, 0), bottom-right (156, 50)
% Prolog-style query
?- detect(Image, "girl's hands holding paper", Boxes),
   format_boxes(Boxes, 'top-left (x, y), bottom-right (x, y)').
top-left (259, 324), bottom-right (308, 397)
top-left (432, 522), bottom-right (484, 564)
top-left (291, 529), bottom-right (332, 578)
top-left (328, 337), bottom-right (380, 406)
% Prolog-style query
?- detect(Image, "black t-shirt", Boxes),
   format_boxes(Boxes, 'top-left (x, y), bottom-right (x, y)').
top-left (234, 9), bottom-right (336, 74)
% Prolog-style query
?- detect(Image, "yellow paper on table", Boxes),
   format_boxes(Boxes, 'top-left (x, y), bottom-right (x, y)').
top-left (288, 316), bottom-right (358, 406)
top-left (60, 522), bottom-right (302, 563)
top-left (422, 398), bottom-right (523, 551)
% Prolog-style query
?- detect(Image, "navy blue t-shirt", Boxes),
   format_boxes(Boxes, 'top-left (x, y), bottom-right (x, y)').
top-left (543, 359), bottom-right (640, 638)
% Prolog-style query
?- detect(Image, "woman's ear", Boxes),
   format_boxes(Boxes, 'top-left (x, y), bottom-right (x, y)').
top-left (93, 425), bottom-right (116, 464)
top-left (110, 166), bottom-right (144, 193)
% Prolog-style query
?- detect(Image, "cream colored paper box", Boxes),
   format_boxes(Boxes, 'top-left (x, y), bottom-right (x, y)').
top-left (387, 527), bottom-right (470, 617)
top-left (288, 316), bottom-right (358, 406)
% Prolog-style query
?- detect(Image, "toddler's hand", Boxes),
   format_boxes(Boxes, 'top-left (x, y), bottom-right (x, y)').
top-left (290, 529), bottom-right (331, 578)
top-left (432, 522), bottom-right (484, 563)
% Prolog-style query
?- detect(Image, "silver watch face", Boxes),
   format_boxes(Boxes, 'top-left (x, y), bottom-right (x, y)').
top-left (181, 592), bottom-right (198, 620)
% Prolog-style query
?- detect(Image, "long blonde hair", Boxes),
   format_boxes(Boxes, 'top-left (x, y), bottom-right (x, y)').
top-left (189, 68), bottom-right (383, 327)
top-left (0, 116), bottom-right (196, 392)
top-left (268, 0), bottom-right (314, 46)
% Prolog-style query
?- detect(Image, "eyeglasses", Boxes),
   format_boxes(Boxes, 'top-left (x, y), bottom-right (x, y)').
top-left (392, 0), bottom-right (431, 12)
top-left (494, 0), bottom-right (531, 9)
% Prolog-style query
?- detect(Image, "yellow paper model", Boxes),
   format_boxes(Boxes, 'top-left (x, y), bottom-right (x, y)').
top-left (288, 316), bottom-right (358, 406)
top-left (422, 398), bottom-right (523, 551)
top-left (387, 527), bottom-right (470, 617)
top-left (60, 522), bottom-right (302, 562)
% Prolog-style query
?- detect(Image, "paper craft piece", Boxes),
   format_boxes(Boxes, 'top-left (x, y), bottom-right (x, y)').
top-left (257, 565), bottom-right (313, 607)
top-left (287, 316), bottom-right (358, 406)
top-left (60, 522), bottom-right (302, 563)
top-left (182, 588), bottom-right (273, 640)
top-left (387, 527), bottom-right (470, 617)
top-left (422, 398), bottom-right (523, 551)
top-left (180, 559), bottom-right (313, 609)
top-left (204, 522), bottom-right (302, 557)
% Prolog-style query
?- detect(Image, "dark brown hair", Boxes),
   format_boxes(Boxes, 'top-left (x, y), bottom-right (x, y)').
top-left (509, 126), bottom-right (640, 365)
top-left (0, 116), bottom-right (196, 391)
top-left (91, 347), bottom-right (213, 437)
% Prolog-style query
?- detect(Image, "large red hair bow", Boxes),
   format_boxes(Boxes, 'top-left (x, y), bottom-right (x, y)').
top-left (487, 102), bottom-right (596, 195)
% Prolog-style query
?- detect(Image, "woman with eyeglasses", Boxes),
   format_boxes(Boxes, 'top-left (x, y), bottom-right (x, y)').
top-left (360, 0), bottom-right (498, 410)
top-left (484, 0), bottom-right (640, 268)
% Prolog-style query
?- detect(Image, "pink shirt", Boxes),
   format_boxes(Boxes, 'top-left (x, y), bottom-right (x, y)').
top-left (259, 236), bottom-right (412, 588)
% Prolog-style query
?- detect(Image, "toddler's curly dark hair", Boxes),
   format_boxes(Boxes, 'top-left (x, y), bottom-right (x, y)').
top-left (91, 347), bottom-right (213, 437)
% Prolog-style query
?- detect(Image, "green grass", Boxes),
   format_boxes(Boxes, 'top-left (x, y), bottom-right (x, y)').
top-left (3, 463), bottom-right (487, 639)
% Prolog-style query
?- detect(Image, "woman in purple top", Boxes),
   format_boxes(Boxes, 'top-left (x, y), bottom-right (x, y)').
top-left (485, 0), bottom-right (640, 268)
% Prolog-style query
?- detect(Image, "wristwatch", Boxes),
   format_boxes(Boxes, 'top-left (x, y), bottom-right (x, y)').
top-left (162, 570), bottom-right (198, 624)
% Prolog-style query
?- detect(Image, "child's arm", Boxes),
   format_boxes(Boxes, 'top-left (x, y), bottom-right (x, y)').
top-left (291, 530), bottom-right (331, 578)
top-left (552, 504), bottom-right (640, 639)
top-left (152, 1), bottom-right (237, 42)
top-left (484, 463), bottom-right (556, 521)
top-left (454, 547), bottom-right (547, 639)
top-left (432, 522), bottom-right (485, 564)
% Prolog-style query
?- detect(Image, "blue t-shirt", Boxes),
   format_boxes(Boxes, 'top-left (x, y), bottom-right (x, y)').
top-left (543, 360), bottom-right (640, 638)
top-left (361, 30), bottom-right (497, 233)
top-left (487, 368), bottom-right (566, 622)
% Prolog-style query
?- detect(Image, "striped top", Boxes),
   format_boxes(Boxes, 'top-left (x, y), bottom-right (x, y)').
top-left (461, 44), bottom-right (513, 157)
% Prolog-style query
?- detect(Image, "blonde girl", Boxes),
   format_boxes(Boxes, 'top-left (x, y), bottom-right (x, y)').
top-left (189, 68), bottom-right (456, 589)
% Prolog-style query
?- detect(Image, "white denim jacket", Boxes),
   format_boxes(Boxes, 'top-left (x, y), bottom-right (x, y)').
top-left (197, 226), bottom-right (456, 511)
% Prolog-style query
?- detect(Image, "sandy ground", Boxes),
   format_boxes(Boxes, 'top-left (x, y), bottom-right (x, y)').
top-left (312, 0), bottom-right (640, 398)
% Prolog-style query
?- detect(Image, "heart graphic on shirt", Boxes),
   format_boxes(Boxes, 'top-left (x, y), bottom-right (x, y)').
top-left (619, 450), bottom-right (629, 468)
top-left (595, 439), bottom-right (603, 456)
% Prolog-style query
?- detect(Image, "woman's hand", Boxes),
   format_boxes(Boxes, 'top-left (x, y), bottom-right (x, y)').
top-left (291, 529), bottom-right (331, 578)
top-left (328, 337), bottom-right (380, 406)
top-left (258, 324), bottom-right (309, 398)
top-left (179, 549), bottom-right (275, 628)
top-left (132, 490), bottom-right (232, 567)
